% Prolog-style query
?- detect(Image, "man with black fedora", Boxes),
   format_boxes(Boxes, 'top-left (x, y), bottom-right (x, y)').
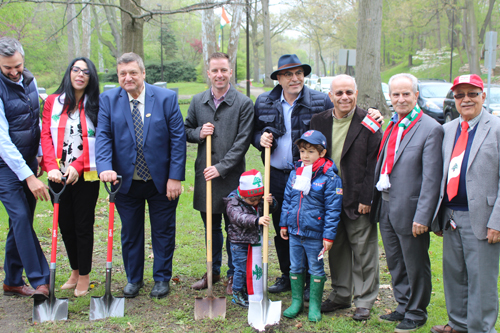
top-left (252, 54), bottom-right (334, 294)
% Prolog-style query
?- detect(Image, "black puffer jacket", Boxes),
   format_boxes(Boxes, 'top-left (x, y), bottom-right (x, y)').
top-left (252, 84), bottom-right (333, 163)
top-left (224, 190), bottom-right (277, 244)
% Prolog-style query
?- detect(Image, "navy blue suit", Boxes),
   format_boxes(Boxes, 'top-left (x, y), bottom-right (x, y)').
top-left (96, 83), bottom-right (186, 283)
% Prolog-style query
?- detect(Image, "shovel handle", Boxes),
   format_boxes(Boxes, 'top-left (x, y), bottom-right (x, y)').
top-left (206, 135), bottom-right (214, 296)
top-left (49, 177), bottom-right (66, 264)
top-left (104, 176), bottom-right (122, 262)
top-left (263, 147), bottom-right (270, 264)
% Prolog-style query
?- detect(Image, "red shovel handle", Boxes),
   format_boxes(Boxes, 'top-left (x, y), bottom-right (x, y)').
top-left (103, 176), bottom-right (122, 263)
top-left (48, 177), bottom-right (67, 265)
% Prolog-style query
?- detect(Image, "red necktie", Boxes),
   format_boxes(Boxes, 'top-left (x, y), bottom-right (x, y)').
top-left (446, 121), bottom-right (469, 200)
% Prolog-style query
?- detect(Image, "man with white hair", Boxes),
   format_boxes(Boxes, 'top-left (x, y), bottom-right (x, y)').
top-left (310, 74), bottom-right (382, 321)
top-left (371, 73), bottom-right (443, 332)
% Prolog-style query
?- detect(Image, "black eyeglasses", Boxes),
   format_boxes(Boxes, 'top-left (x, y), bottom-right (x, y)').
top-left (279, 70), bottom-right (304, 79)
top-left (71, 66), bottom-right (90, 76)
top-left (453, 92), bottom-right (482, 100)
top-left (334, 90), bottom-right (355, 97)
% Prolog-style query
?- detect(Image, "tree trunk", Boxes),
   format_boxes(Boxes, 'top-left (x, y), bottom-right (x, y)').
top-left (355, 0), bottom-right (388, 114)
top-left (464, 0), bottom-right (480, 75)
top-left (250, 0), bottom-right (260, 83)
top-left (479, 0), bottom-right (496, 44)
top-left (81, 0), bottom-right (92, 58)
top-left (227, 0), bottom-right (244, 85)
top-left (262, 0), bottom-right (273, 87)
top-left (67, 1), bottom-right (80, 62)
top-left (201, 0), bottom-right (216, 83)
top-left (436, 2), bottom-right (441, 49)
top-left (120, 0), bottom-right (144, 58)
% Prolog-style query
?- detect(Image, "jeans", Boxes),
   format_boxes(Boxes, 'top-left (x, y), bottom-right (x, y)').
top-left (200, 212), bottom-right (234, 276)
top-left (230, 242), bottom-right (248, 292)
top-left (289, 234), bottom-right (325, 276)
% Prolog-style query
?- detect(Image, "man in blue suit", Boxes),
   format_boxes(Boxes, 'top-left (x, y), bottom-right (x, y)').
top-left (96, 52), bottom-right (186, 299)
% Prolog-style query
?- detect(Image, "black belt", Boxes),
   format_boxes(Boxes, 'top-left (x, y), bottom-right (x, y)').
top-left (271, 166), bottom-right (292, 174)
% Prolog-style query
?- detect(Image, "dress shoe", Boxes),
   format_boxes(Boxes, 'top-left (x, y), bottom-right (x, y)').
top-left (74, 274), bottom-right (90, 297)
top-left (150, 281), bottom-right (170, 299)
top-left (431, 324), bottom-right (467, 333)
top-left (379, 310), bottom-right (405, 322)
top-left (123, 281), bottom-right (144, 298)
top-left (191, 273), bottom-right (221, 290)
top-left (3, 283), bottom-right (35, 297)
top-left (32, 284), bottom-right (49, 300)
top-left (320, 298), bottom-right (350, 313)
top-left (352, 307), bottom-right (370, 321)
top-left (268, 276), bottom-right (291, 293)
top-left (394, 318), bottom-right (426, 332)
top-left (226, 276), bottom-right (233, 295)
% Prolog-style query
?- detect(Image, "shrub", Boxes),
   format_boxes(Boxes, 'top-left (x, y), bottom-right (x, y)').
top-left (144, 61), bottom-right (197, 84)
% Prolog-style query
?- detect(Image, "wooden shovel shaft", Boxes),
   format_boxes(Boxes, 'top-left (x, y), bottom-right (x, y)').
top-left (263, 147), bottom-right (270, 264)
top-left (206, 135), bottom-right (213, 297)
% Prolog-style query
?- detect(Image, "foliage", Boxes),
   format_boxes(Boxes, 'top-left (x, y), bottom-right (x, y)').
top-left (159, 24), bottom-right (178, 59)
top-left (410, 47), bottom-right (458, 73)
top-left (144, 60), bottom-right (197, 84)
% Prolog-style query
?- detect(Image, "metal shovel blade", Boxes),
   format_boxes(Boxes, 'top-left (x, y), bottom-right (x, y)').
top-left (248, 298), bottom-right (282, 331)
top-left (194, 296), bottom-right (226, 320)
top-left (90, 294), bottom-right (125, 321)
top-left (33, 297), bottom-right (69, 323)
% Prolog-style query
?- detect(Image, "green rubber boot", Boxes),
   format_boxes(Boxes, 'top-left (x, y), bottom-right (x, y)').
top-left (308, 275), bottom-right (326, 322)
top-left (283, 273), bottom-right (304, 318)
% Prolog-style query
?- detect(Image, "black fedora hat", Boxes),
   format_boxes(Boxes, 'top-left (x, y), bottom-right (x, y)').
top-left (271, 54), bottom-right (312, 80)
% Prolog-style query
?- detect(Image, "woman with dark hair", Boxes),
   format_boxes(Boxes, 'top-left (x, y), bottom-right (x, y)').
top-left (41, 57), bottom-right (100, 297)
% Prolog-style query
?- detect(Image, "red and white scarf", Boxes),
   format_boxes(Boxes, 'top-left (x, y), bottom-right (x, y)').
top-left (49, 93), bottom-right (98, 180)
top-left (246, 234), bottom-right (263, 301)
top-left (292, 158), bottom-right (330, 195)
top-left (376, 105), bottom-right (422, 191)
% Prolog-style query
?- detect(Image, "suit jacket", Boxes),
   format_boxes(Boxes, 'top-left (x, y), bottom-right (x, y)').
top-left (184, 85), bottom-right (254, 214)
top-left (96, 83), bottom-right (186, 194)
top-left (432, 111), bottom-right (500, 239)
top-left (310, 106), bottom-right (382, 220)
top-left (370, 113), bottom-right (443, 235)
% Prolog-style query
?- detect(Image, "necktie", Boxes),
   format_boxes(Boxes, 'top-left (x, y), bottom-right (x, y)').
top-left (131, 100), bottom-right (150, 181)
top-left (446, 121), bottom-right (469, 200)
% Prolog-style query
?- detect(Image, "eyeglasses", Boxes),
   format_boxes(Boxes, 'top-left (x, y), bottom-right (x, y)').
top-left (279, 70), bottom-right (304, 79)
top-left (333, 90), bottom-right (355, 97)
top-left (453, 92), bottom-right (482, 100)
top-left (71, 66), bottom-right (90, 76)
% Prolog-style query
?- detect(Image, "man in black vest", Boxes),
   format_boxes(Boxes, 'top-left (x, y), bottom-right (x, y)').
top-left (0, 37), bottom-right (51, 300)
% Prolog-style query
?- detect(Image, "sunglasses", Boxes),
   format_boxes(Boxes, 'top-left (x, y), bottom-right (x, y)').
top-left (333, 90), bottom-right (355, 97)
top-left (453, 92), bottom-right (482, 100)
top-left (71, 66), bottom-right (90, 76)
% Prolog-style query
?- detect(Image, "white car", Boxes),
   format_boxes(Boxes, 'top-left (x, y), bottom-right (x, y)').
top-left (314, 77), bottom-right (335, 94)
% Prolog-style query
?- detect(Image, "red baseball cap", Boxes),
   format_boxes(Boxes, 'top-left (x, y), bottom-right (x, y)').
top-left (451, 74), bottom-right (484, 91)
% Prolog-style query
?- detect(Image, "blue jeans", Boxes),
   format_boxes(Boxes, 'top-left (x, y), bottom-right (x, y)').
top-left (201, 212), bottom-right (234, 276)
top-left (230, 242), bottom-right (248, 292)
top-left (289, 234), bottom-right (325, 276)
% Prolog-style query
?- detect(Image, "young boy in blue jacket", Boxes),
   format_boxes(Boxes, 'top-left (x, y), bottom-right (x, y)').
top-left (280, 130), bottom-right (343, 322)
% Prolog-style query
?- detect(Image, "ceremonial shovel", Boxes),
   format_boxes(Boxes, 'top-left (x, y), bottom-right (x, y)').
top-left (90, 176), bottom-right (125, 320)
top-left (33, 178), bottom-right (69, 323)
top-left (194, 133), bottom-right (226, 320)
top-left (248, 147), bottom-right (282, 331)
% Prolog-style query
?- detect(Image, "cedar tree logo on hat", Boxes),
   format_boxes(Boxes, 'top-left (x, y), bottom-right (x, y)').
top-left (270, 54), bottom-right (312, 80)
top-left (238, 169), bottom-right (264, 197)
top-left (451, 74), bottom-right (484, 91)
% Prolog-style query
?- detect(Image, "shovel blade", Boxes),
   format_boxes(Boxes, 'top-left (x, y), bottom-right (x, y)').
top-left (89, 295), bottom-right (125, 321)
top-left (33, 298), bottom-right (69, 323)
top-left (248, 299), bottom-right (282, 331)
top-left (194, 296), bottom-right (226, 320)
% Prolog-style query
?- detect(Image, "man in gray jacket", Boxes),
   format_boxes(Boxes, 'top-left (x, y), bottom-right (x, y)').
top-left (185, 52), bottom-right (254, 294)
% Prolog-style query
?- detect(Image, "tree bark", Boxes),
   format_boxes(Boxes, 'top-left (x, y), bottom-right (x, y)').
top-left (250, 0), bottom-right (261, 83)
top-left (227, 0), bottom-right (244, 85)
top-left (464, 0), bottom-right (480, 75)
top-left (120, 0), bottom-right (144, 58)
top-left (67, 0), bottom-right (81, 62)
top-left (435, 1), bottom-right (441, 49)
top-left (201, 0), bottom-right (216, 83)
top-left (355, 0), bottom-right (388, 114)
top-left (81, 0), bottom-right (92, 58)
top-left (479, 0), bottom-right (496, 44)
top-left (262, 0), bottom-right (273, 87)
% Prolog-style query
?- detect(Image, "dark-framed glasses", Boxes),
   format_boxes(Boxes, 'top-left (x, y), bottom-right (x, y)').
top-left (71, 66), bottom-right (90, 76)
top-left (280, 70), bottom-right (304, 79)
top-left (334, 90), bottom-right (355, 97)
top-left (453, 92), bottom-right (482, 100)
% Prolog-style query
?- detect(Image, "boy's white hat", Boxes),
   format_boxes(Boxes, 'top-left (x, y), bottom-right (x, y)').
top-left (238, 169), bottom-right (264, 197)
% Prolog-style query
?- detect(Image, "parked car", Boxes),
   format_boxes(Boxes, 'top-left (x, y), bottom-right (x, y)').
top-left (314, 76), bottom-right (335, 94)
top-left (417, 80), bottom-right (452, 124)
top-left (442, 84), bottom-right (500, 122)
top-left (382, 82), bottom-right (392, 110)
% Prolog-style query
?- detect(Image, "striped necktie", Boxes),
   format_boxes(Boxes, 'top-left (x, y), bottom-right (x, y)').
top-left (131, 99), bottom-right (150, 181)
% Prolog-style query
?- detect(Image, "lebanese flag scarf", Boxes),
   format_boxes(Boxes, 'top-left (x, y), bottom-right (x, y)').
top-left (246, 232), bottom-right (263, 301)
top-left (376, 105), bottom-right (422, 191)
top-left (49, 93), bottom-right (98, 181)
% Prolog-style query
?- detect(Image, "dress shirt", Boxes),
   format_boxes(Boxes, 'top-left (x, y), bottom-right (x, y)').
top-left (270, 90), bottom-right (302, 170)
top-left (0, 75), bottom-right (40, 181)
top-left (211, 84), bottom-right (230, 109)
top-left (459, 108), bottom-right (483, 132)
top-left (127, 84), bottom-right (146, 122)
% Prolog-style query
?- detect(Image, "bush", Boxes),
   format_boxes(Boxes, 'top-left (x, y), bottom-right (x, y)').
top-left (98, 71), bottom-right (118, 83)
top-left (144, 61), bottom-right (197, 84)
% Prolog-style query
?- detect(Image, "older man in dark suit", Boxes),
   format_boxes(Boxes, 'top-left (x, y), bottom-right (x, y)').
top-left (431, 74), bottom-right (500, 333)
top-left (371, 73), bottom-right (443, 332)
top-left (310, 74), bottom-right (382, 321)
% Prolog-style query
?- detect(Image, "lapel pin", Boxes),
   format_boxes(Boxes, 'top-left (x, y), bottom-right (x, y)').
top-left (146, 113), bottom-right (151, 118)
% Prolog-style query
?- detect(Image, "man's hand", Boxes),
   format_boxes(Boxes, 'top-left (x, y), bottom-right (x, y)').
top-left (26, 175), bottom-right (50, 201)
top-left (260, 132), bottom-right (273, 148)
top-left (280, 229), bottom-right (289, 240)
top-left (323, 240), bottom-right (333, 252)
top-left (412, 222), bottom-right (429, 237)
top-left (203, 166), bottom-right (220, 181)
top-left (487, 228), bottom-right (500, 244)
top-left (99, 170), bottom-right (118, 185)
top-left (199, 122), bottom-right (214, 140)
top-left (48, 169), bottom-right (63, 183)
top-left (166, 179), bottom-right (182, 201)
top-left (367, 108), bottom-right (384, 125)
top-left (64, 165), bottom-right (79, 185)
top-left (358, 203), bottom-right (371, 215)
top-left (434, 231), bottom-right (443, 237)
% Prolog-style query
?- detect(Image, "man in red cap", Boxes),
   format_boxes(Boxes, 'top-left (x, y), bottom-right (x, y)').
top-left (431, 74), bottom-right (500, 333)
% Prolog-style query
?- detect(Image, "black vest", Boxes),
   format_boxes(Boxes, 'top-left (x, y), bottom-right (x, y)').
top-left (0, 69), bottom-right (40, 167)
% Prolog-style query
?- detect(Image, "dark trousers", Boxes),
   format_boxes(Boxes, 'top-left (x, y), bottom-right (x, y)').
top-left (48, 178), bottom-right (99, 276)
top-left (115, 180), bottom-right (178, 283)
top-left (0, 163), bottom-right (49, 288)
top-left (270, 168), bottom-right (290, 277)
top-left (200, 211), bottom-right (234, 276)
